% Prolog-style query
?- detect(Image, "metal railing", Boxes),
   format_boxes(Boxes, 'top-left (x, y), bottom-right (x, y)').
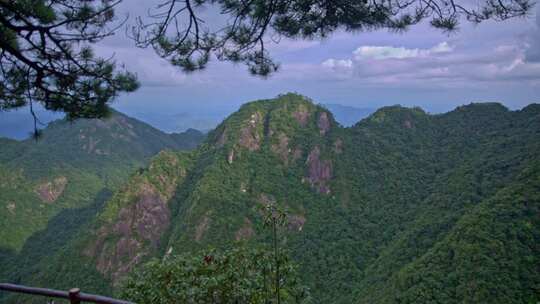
top-left (0, 283), bottom-right (134, 304)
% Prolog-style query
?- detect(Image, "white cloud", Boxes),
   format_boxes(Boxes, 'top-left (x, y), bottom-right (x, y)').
top-left (353, 42), bottom-right (453, 60)
top-left (430, 42), bottom-right (453, 53)
top-left (322, 58), bottom-right (353, 69)
top-left (313, 36), bottom-right (540, 89)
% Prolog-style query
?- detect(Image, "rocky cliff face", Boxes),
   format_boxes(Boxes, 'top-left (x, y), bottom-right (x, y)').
top-left (35, 176), bottom-right (67, 203)
top-left (305, 146), bottom-right (333, 194)
top-left (83, 151), bottom-right (193, 285)
top-left (88, 183), bottom-right (170, 284)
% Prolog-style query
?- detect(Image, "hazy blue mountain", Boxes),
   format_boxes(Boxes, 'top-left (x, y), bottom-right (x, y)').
top-left (124, 111), bottom-right (227, 133)
top-left (322, 103), bottom-right (375, 126)
top-left (0, 105), bottom-right (226, 139)
top-left (0, 108), bottom-right (63, 140)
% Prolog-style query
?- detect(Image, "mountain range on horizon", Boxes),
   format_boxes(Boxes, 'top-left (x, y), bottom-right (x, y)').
top-left (0, 93), bottom-right (539, 303)
top-left (5, 99), bottom-right (534, 141)
top-left (0, 102), bottom-right (376, 140)
top-left (321, 104), bottom-right (376, 127)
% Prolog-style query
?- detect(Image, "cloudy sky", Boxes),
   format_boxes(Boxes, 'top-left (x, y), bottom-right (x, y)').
top-left (100, 0), bottom-right (540, 114)
top-left (1, 0), bottom-right (539, 138)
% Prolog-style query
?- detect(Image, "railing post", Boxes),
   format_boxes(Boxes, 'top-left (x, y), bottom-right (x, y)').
top-left (68, 288), bottom-right (81, 304)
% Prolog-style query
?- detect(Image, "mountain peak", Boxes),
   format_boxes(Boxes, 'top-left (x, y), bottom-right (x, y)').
top-left (357, 105), bottom-right (428, 129)
top-left (208, 94), bottom-right (336, 152)
top-left (454, 102), bottom-right (509, 112)
top-left (235, 92), bottom-right (318, 114)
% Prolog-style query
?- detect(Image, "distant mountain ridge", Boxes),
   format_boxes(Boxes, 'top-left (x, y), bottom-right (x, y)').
top-left (2, 94), bottom-right (539, 304)
top-left (0, 106), bottom-right (222, 139)
top-left (0, 108), bottom-right (63, 140)
top-left (125, 111), bottom-right (227, 134)
top-left (322, 103), bottom-right (376, 127)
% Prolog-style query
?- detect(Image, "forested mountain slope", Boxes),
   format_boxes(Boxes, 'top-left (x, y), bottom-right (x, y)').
top-left (0, 111), bottom-right (205, 287)
top-left (2, 94), bottom-right (538, 303)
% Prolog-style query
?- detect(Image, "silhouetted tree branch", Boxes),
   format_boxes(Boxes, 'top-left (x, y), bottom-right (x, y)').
top-left (0, 0), bottom-right (139, 121)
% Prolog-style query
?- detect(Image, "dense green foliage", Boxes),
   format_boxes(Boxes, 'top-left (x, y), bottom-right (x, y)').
top-left (122, 246), bottom-right (309, 303)
top-left (382, 161), bottom-right (540, 303)
top-left (2, 94), bottom-right (538, 304)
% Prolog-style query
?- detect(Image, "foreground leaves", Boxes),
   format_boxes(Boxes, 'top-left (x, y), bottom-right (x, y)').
top-left (121, 246), bottom-right (310, 304)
